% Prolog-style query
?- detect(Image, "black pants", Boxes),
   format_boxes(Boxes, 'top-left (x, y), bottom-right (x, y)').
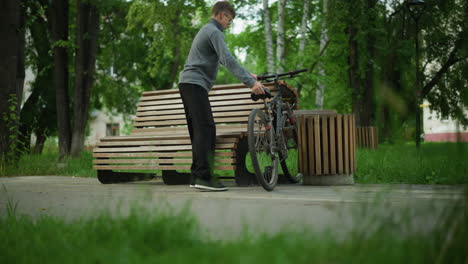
top-left (179, 83), bottom-right (216, 181)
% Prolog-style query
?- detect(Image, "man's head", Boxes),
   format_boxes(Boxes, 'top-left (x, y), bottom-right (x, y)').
top-left (211, 1), bottom-right (235, 29)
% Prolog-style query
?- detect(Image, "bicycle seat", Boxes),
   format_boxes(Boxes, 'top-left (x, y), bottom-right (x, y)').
top-left (251, 88), bottom-right (273, 101)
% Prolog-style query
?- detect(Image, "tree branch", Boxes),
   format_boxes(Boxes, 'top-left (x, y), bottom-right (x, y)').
top-left (421, 39), bottom-right (464, 98)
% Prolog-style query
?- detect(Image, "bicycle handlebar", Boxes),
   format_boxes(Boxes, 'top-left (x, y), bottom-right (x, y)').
top-left (257, 68), bottom-right (308, 81)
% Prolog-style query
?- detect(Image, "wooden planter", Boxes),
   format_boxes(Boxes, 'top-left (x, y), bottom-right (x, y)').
top-left (356, 126), bottom-right (378, 149)
top-left (296, 111), bottom-right (356, 185)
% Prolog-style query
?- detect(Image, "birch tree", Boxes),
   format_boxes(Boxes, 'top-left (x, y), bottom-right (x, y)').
top-left (316, 0), bottom-right (328, 109)
top-left (299, 0), bottom-right (310, 68)
top-left (263, 0), bottom-right (275, 73)
top-left (276, 0), bottom-right (286, 73)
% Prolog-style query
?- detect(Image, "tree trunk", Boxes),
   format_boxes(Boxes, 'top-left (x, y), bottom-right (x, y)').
top-left (71, 0), bottom-right (99, 156)
top-left (51, 0), bottom-right (71, 159)
top-left (32, 132), bottom-right (47, 154)
top-left (0, 0), bottom-right (22, 163)
top-left (263, 0), bottom-right (275, 73)
top-left (19, 7), bottom-right (55, 155)
top-left (166, 9), bottom-right (182, 90)
top-left (316, 0), bottom-right (328, 109)
top-left (361, 0), bottom-right (377, 127)
top-left (348, 25), bottom-right (362, 125)
top-left (276, 0), bottom-right (286, 73)
top-left (298, 0), bottom-right (310, 67)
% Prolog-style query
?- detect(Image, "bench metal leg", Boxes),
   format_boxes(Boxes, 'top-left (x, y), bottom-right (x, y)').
top-left (97, 170), bottom-right (153, 184)
top-left (234, 137), bottom-right (258, 186)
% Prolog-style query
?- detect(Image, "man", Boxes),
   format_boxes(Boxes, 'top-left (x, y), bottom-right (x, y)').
top-left (178, 1), bottom-right (265, 191)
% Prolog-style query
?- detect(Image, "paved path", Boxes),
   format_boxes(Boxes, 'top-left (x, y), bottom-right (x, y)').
top-left (0, 176), bottom-right (465, 239)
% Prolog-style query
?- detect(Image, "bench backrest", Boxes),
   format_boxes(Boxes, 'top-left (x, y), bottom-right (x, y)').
top-left (132, 83), bottom-right (283, 135)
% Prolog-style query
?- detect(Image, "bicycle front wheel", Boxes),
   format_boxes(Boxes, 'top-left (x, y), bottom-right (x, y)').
top-left (248, 108), bottom-right (278, 191)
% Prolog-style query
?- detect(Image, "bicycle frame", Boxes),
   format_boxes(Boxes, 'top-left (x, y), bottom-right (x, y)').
top-left (261, 79), bottom-right (292, 158)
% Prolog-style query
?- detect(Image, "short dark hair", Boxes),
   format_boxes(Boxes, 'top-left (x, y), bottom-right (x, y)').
top-left (211, 1), bottom-right (236, 18)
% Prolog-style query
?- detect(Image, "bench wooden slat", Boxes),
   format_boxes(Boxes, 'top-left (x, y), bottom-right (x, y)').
top-left (93, 152), bottom-right (234, 158)
top-left (137, 99), bottom-right (264, 112)
top-left (141, 83), bottom-right (276, 97)
top-left (138, 93), bottom-right (255, 107)
top-left (100, 132), bottom-right (241, 142)
top-left (131, 124), bottom-right (247, 135)
top-left (94, 143), bottom-right (236, 153)
top-left (93, 165), bottom-right (235, 171)
top-left (93, 158), bottom-right (236, 164)
top-left (133, 116), bottom-right (249, 128)
top-left (135, 110), bottom-right (252, 122)
top-left (137, 104), bottom-right (264, 118)
top-left (96, 137), bottom-right (237, 147)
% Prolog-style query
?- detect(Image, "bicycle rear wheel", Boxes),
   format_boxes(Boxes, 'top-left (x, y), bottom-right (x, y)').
top-left (248, 108), bottom-right (278, 191)
top-left (279, 114), bottom-right (302, 183)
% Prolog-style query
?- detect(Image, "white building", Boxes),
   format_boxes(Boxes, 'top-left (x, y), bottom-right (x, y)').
top-left (423, 100), bottom-right (468, 142)
top-left (23, 68), bottom-right (129, 148)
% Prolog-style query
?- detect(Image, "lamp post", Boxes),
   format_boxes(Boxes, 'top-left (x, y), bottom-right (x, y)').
top-left (406, 0), bottom-right (426, 148)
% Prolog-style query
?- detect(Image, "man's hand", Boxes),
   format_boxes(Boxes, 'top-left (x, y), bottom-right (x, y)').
top-left (250, 73), bottom-right (258, 80)
top-left (251, 81), bottom-right (265, 95)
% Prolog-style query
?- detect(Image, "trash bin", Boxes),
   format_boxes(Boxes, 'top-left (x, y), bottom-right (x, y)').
top-left (295, 110), bottom-right (356, 185)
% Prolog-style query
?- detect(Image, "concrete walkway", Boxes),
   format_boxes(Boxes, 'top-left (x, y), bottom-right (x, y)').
top-left (0, 176), bottom-right (465, 239)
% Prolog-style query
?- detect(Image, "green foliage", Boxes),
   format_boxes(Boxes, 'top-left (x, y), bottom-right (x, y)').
top-left (355, 142), bottom-right (468, 184)
top-left (0, 139), bottom-right (95, 178)
top-left (1, 94), bottom-right (22, 166)
top-left (1, 196), bottom-right (467, 263)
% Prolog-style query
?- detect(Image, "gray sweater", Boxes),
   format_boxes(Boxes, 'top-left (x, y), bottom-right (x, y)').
top-left (179, 19), bottom-right (256, 92)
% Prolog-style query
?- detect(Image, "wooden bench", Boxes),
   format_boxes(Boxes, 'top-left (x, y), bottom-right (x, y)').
top-left (92, 82), bottom-right (298, 185)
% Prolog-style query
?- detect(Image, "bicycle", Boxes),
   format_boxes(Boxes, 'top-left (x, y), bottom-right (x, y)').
top-left (248, 69), bottom-right (307, 191)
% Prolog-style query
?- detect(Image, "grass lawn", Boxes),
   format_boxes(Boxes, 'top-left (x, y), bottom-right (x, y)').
top-left (1, 199), bottom-right (467, 264)
top-left (1, 142), bottom-right (466, 185)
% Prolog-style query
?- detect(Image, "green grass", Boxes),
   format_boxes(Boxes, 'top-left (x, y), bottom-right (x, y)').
top-left (355, 142), bottom-right (467, 184)
top-left (0, 151), bottom-right (96, 178)
top-left (1, 196), bottom-right (467, 264)
top-left (1, 142), bottom-right (466, 185)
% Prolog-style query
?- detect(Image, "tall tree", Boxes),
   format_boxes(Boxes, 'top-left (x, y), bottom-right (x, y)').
top-left (51, 0), bottom-right (71, 158)
top-left (0, 0), bottom-right (24, 164)
top-left (276, 0), bottom-right (286, 73)
top-left (70, 0), bottom-right (100, 156)
top-left (263, 0), bottom-right (275, 73)
top-left (315, 0), bottom-right (328, 109)
top-left (298, 0), bottom-right (310, 68)
top-left (20, 4), bottom-right (56, 155)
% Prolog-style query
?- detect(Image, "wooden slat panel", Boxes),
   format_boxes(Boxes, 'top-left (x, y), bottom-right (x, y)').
top-left (132, 124), bottom-right (247, 135)
top-left (101, 132), bottom-right (241, 142)
top-left (94, 143), bottom-right (235, 153)
top-left (140, 87), bottom-right (265, 102)
top-left (133, 116), bottom-right (249, 128)
top-left (322, 116), bottom-right (329, 175)
top-left (344, 115), bottom-right (349, 174)
top-left (136, 104), bottom-right (264, 118)
top-left (135, 111), bottom-right (252, 122)
top-left (141, 82), bottom-right (277, 97)
top-left (93, 151), bottom-right (234, 158)
top-left (138, 93), bottom-right (254, 107)
top-left (93, 165), bottom-right (235, 171)
top-left (93, 158), bottom-right (235, 164)
top-left (96, 137), bottom-right (237, 147)
top-left (337, 115), bottom-right (343, 174)
top-left (309, 117), bottom-right (315, 176)
top-left (350, 115), bottom-right (355, 172)
top-left (314, 116), bottom-right (321, 175)
top-left (307, 117), bottom-right (314, 175)
top-left (329, 115), bottom-right (336, 174)
top-left (297, 116), bottom-right (304, 174)
top-left (137, 99), bottom-right (263, 112)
